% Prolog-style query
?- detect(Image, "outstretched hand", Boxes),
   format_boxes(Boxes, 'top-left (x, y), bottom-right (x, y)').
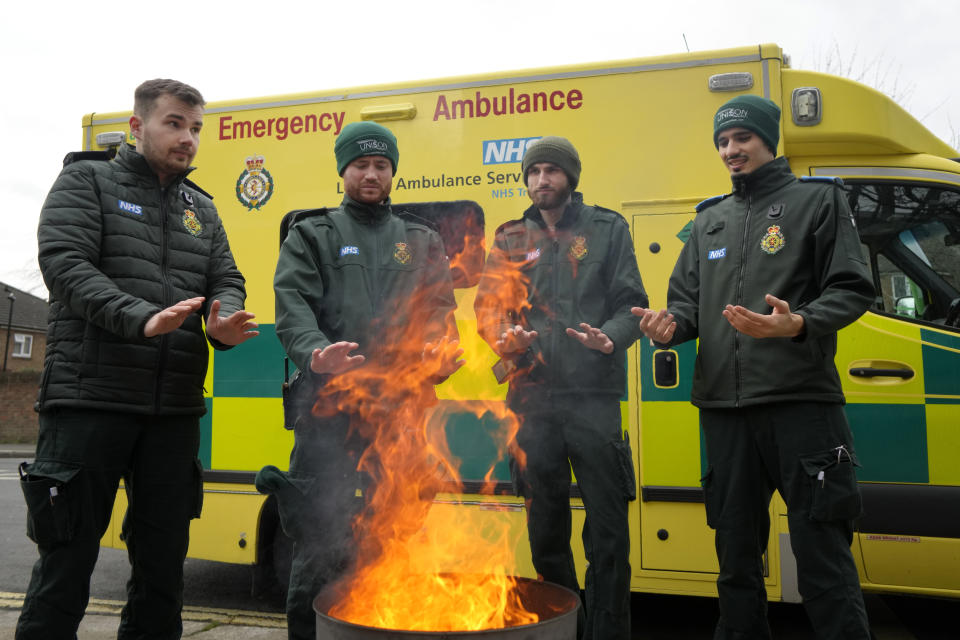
top-left (206, 299), bottom-right (259, 345)
top-left (566, 323), bottom-right (614, 353)
top-left (496, 324), bottom-right (538, 356)
top-left (722, 294), bottom-right (805, 338)
top-left (631, 307), bottom-right (677, 345)
top-left (144, 297), bottom-right (205, 338)
top-left (424, 335), bottom-right (466, 380)
top-left (310, 341), bottom-right (366, 374)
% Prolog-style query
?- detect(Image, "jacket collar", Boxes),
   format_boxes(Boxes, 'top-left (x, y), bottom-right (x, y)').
top-left (341, 195), bottom-right (392, 225)
top-left (730, 156), bottom-right (795, 200)
top-left (523, 191), bottom-right (584, 229)
top-left (115, 143), bottom-right (195, 187)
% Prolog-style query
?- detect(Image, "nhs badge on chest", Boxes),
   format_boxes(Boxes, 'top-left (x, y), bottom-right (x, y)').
top-left (707, 247), bottom-right (726, 260)
top-left (340, 246), bottom-right (359, 257)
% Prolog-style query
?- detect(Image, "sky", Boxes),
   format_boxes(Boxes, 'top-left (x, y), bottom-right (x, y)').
top-left (2, 0), bottom-right (957, 297)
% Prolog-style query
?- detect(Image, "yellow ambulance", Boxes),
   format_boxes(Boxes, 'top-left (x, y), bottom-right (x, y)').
top-left (82, 43), bottom-right (960, 601)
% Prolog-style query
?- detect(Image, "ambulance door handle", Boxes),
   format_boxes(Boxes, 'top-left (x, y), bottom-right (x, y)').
top-left (849, 367), bottom-right (914, 379)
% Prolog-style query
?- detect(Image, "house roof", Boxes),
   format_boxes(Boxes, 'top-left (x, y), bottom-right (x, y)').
top-left (0, 282), bottom-right (49, 332)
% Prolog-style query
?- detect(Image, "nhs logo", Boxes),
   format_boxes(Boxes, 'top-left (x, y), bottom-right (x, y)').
top-left (707, 247), bottom-right (727, 260)
top-left (340, 245), bottom-right (359, 256)
top-left (482, 137), bottom-right (541, 165)
top-left (118, 199), bottom-right (142, 215)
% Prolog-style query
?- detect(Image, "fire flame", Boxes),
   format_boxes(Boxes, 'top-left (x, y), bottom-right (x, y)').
top-left (315, 230), bottom-right (541, 631)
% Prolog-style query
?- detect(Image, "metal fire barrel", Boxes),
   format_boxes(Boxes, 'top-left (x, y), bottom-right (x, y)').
top-left (314, 576), bottom-right (580, 639)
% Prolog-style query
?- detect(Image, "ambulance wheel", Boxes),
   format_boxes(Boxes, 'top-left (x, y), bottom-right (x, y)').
top-left (252, 497), bottom-right (292, 601)
top-left (271, 519), bottom-right (293, 591)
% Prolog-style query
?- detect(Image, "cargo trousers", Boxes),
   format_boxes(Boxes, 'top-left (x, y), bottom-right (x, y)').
top-left (699, 402), bottom-right (871, 640)
top-left (510, 394), bottom-right (635, 640)
top-left (257, 410), bottom-right (369, 640)
top-left (16, 408), bottom-right (202, 640)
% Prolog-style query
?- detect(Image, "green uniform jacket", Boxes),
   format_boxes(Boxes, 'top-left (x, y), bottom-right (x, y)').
top-left (475, 193), bottom-right (648, 400)
top-left (274, 196), bottom-right (457, 377)
top-left (37, 144), bottom-right (247, 415)
top-left (664, 157), bottom-right (874, 408)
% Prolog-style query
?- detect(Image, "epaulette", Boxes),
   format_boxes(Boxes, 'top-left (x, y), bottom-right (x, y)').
top-left (590, 203), bottom-right (629, 222)
top-left (800, 176), bottom-right (844, 186)
top-left (396, 209), bottom-right (438, 233)
top-left (279, 208), bottom-right (330, 248)
top-left (61, 149), bottom-right (115, 167)
top-left (495, 219), bottom-right (526, 235)
top-left (695, 194), bottom-right (729, 213)
top-left (183, 178), bottom-right (213, 200)
top-left (591, 203), bottom-right (619, 215)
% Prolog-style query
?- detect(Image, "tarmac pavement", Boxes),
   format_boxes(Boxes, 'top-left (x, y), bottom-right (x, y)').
top-left (0, 443), bottom-right (36, 459)
top-left (0, 443), bottom-right (291, 638)
top-left (0, 594), bottom-right (288, 639)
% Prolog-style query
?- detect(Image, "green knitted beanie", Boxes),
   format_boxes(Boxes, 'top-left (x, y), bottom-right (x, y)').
top-left (713, 95), bottom-right (781, 154)
top-left (334, 121), bottom-right (399, 176)
top-left (521, 136), bottom-right (581, 189)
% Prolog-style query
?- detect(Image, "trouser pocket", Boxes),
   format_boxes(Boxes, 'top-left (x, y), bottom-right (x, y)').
top-left (256, 465), bottom-right (316, 541)
top-left (19, 461), bottom-right (82, 545)
top-left (800, 446), bottom-right (863, 522)
top-left (612, 435), bottom-right (637, 501)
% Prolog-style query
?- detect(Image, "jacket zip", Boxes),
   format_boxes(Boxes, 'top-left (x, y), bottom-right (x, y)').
top-left (371, 213), bottom-right (384, 366)
top-left (153, 184), bottom-right (171, 415)
top-left (549, 235), bottom-right (561, 392)
top-left (733, 193), bottom-right (752, 407)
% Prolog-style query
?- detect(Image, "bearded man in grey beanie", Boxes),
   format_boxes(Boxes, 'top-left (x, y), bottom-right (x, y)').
top-left (475, 136), bottom-right (647, 640)
top-left (633, 95), bottom-right (874, 639)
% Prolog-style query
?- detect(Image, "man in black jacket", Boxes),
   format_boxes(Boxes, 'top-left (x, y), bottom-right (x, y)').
top-left (475, 136), bottom-right (647, 640)
top-left (17, 79), bottom-right (257, 640)
top-left (633, 95), bottom-right (873, 639)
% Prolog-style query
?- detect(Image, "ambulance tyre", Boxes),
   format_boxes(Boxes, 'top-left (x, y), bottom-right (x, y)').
top-left (252, 497), bottom-right (293, 601)
top-left (272, 519), bottom-right (294, 592)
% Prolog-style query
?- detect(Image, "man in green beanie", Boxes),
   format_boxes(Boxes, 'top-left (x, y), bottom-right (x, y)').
top-left (475, 136), bottom-right (647, 640)
top-left (633, 95), bottom-right (874, 639)
top-left (261, 120), bottom-right (464, 640)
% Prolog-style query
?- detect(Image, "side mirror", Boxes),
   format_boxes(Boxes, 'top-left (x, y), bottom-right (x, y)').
top-left (894, 295), bottom-right (918, 318)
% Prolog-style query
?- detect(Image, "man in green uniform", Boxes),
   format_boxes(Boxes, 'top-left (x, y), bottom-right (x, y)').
top-left (259, 121), bottom-right (463, 640)
top-left (633, 95), bottom-right (874, 639)
top-left (17, 79), bottom-right (258, 640)
top-left (474, 136), bottom-right (647, 640)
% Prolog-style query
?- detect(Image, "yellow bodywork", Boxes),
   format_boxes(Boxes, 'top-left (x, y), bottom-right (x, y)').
top-left (88, 43), bottom-right (960, 599)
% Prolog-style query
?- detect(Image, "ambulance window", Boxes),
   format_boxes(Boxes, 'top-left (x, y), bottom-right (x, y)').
top-left (845, 182), bottom-right (960, 327)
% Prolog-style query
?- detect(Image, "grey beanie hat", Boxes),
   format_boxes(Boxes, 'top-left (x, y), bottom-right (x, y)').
top-left (521, 136), bottom-right (582, 188)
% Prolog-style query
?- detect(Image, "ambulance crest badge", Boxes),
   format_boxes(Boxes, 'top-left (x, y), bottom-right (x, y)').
top-left (394, 242), bottom-right (412, 265)
top-left (182, 209), bottom-right (203, 237)
top-left (569, 236), bottom-right (588, 261)
top-left (760, 225), bottom-right (785, 254)
top-left (235, 155), bottom-right (275, 211)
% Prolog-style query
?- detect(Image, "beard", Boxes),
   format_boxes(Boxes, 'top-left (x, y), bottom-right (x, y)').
top-left (530, 184), bottom-right (571, 211)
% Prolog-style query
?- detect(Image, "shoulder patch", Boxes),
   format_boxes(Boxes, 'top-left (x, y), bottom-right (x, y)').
top-left (696, 194), bottom-right (729, 213)
top-left (800, 176), bottom-right (844, 186)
